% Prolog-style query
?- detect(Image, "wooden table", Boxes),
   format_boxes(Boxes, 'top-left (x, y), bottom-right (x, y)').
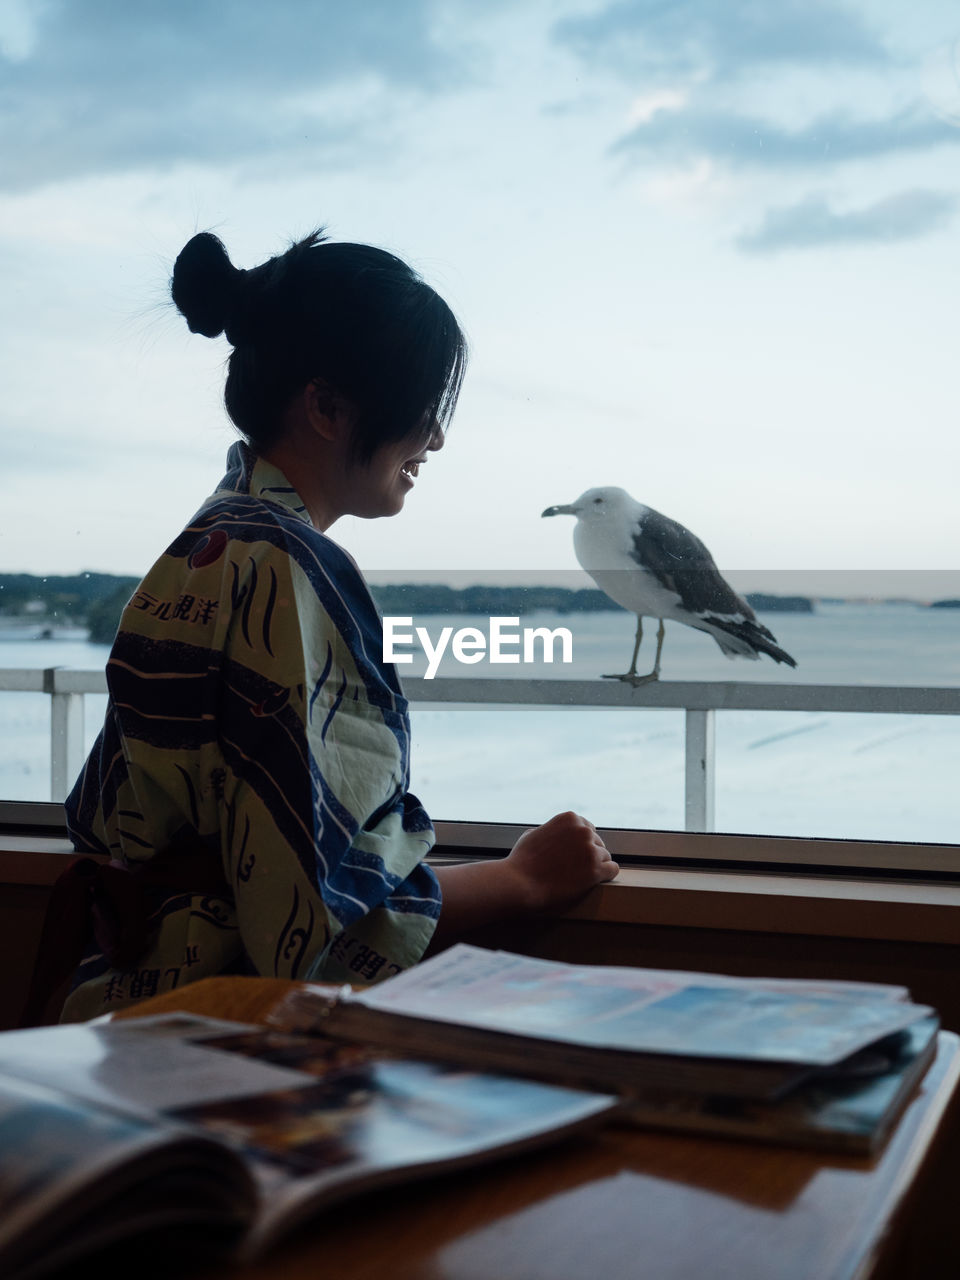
top-left (122, 979), bottom-right (960, 1280)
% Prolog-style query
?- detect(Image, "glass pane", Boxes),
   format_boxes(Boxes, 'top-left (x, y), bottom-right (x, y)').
top-left (412, 706), bottom-right (685, 830)
top-left (715, 710), bottom-right (960, 844)
top-left (397, 571), bottom-right (960, 841)
top-left (2, 4), bottom-right (958, 854)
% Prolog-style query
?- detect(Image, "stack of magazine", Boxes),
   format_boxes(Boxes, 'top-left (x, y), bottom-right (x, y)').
top-left (288, 945), bottom-right (939, 1152)
top-left (0, 945), bottom-right (940, 1279)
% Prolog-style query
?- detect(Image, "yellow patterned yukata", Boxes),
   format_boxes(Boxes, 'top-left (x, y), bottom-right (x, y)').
top-left (62, 443), bottom-right (439, 1019)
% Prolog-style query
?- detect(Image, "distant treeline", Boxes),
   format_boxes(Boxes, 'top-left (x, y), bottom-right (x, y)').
top-left (0, 572), bottom-right (827, 646)
top-left (741, 593), bottom-right (814, 614)
top-left (0, 572), bottom-right (140, 643)
top-left (368, 584), bottom-right (625, 615)
top-left (0, 572), bottom-right (139, 615)
top-left (365, 587), bottom-right (817, 615)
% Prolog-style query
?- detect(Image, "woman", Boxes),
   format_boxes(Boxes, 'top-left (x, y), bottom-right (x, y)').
top-left (56, 230), bottom-right (618, 1021)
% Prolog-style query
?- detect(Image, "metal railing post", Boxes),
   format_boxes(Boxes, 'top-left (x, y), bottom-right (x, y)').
top-left (45, 669), bottom-right (84, 802)
top-left (684, 708), bottom-right (715, 833)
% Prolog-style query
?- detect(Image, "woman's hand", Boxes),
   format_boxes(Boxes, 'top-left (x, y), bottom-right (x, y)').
top-left (429, 813), bottom-right (618, 952)
top-left (503, 811), bottom-right (619, 913)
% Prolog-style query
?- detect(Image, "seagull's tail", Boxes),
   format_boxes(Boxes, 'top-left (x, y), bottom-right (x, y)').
top-left (701, 616), bottom-right (798, 668)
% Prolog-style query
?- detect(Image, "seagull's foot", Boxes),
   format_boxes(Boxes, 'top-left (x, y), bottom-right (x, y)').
top-left (601, 671), bottom-right (660, 687)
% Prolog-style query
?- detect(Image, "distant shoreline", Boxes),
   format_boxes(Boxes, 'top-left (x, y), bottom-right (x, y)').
top-left (0, 626), bottom-right (91, 642)
top-left (2, 574), bottom-right (957, 634)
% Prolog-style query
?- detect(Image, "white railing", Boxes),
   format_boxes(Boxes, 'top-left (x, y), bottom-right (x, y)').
top-left (1, 667), bottom-right (105, 802)
top-left (4, 667), bottom-right (960, 832)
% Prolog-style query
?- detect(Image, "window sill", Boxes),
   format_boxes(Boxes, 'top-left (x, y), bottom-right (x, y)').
top-left (559, 867), bottom-right (960, 946)
top-left (0, 834), bottom-right (76, 884)
top-left (2, 834), bottom-right (958, 947)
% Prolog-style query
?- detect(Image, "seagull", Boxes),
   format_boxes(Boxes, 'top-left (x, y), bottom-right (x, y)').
top-left (542, 487), bottom-right (797, 684)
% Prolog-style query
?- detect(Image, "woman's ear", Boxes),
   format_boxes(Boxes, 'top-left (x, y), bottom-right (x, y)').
top-left (304, 379), bottom-right (355, 443)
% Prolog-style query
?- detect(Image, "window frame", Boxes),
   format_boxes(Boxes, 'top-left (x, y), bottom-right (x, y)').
top-left (6, 801), bottom-right (958, 879)
top-left (433, 822), bottom-right (960, 877)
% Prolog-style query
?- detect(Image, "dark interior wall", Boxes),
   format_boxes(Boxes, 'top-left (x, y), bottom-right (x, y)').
top-left (0, 882), bottom-right (53, 1029)
top-left (4, 846), bottom-right (959, 1033)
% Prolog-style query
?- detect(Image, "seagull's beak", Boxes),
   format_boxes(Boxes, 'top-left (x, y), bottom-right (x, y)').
top-left (541, 503), bottom-right (579, 518)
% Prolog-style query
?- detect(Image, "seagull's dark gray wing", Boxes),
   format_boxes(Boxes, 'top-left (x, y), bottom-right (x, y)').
top-left (630, 508), bottom-right (754, 619)
top-left (631, 508), bottom-right (797, 668)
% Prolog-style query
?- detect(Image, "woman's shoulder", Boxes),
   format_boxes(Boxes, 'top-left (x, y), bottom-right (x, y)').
top-left (153, 445), bottom-right (339, 575)
top-left (180, 494), bottom-right (364, 590)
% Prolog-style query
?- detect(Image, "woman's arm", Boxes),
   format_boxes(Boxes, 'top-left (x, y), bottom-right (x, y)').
top-left (429, 811), bottom-right (619, 950)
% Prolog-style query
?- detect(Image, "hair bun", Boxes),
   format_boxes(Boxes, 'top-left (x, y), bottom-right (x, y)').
top-left (171, 232), bottom-right (246, 341)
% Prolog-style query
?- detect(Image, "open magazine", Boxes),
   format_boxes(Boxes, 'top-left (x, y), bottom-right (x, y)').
top-left (0, 1013), bottom-right (617, 1280)
top-left (279, 945), bottom-right (938, 1112)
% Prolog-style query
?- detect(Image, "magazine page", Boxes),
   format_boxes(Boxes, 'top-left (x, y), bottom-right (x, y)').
top-left (0, 1015), bottom-right (617, 1264)
top-left (0, 1014), bottom-right (323, 1116)
top-left (156, 1025), bottom-right (618, 1257)
top-left (344, 945), bottom-right (933, 1067)
top-left (0, 1073), bottom-right (254, 1280)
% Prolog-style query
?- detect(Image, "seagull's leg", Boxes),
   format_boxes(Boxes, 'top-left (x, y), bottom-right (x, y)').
top-left (603, 616), bottom-right (663, 685)
top-left (602, 615), bottom-right (651, 683)
top-left (625, 615), bottom-right (643, 678)
top-left (649, 618), bottom-right (666, 680)
top-left (629, 617), bottom-right (664, 684)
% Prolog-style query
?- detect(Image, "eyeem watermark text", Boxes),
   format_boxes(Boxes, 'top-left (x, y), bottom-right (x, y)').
top-left (384, 616), bottom-right (574, 679)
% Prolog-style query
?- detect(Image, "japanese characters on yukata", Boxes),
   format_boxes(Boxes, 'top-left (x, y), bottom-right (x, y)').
top-left (102, 944), bottom-right (202, 1003)
top-left (328, 935), bottom-right (402, 983)
top-left (132, 590), bottom-right (218, 625)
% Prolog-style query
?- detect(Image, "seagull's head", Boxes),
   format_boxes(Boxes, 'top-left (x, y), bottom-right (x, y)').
top-left (541, 487), bottom-right (635, 523)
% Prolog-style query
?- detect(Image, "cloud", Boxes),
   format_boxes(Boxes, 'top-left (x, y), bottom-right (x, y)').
top-left (612, 103), bottom-right (960, 169)
top-left (626, 88), bottom-right (688, 127)
top-left (735, 189), bottom-right (957, 252)
top-left (0, 0), bottom-right (461, 192)
top-left (554, 0), bottom-right (889, 82)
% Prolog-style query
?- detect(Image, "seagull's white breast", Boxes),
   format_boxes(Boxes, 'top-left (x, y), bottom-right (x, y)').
top-left (572, 504), bottom-right (639, 571)
top-left (574, 507), bottom-right (685, 620)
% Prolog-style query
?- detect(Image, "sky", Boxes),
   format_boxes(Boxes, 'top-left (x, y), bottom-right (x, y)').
top-left (2, 0), bottom-right (960, 596)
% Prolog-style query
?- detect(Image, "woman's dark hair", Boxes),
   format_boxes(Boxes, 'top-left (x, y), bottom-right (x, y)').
top-left (170, 230), bottom-right (467, 462)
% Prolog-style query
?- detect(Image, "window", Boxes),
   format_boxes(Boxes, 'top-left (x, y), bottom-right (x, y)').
top-left (1, 3), bottom-right (958, 867)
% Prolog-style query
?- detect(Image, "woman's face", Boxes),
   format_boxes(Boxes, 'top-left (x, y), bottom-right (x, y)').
top-left (346, 421), bottom-right (444, 519)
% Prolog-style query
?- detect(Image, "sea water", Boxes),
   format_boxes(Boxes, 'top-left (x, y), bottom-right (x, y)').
top-left (1, 603), bottom-right (958, 844)
top-left (405, 604), bottom-right (960, 844)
